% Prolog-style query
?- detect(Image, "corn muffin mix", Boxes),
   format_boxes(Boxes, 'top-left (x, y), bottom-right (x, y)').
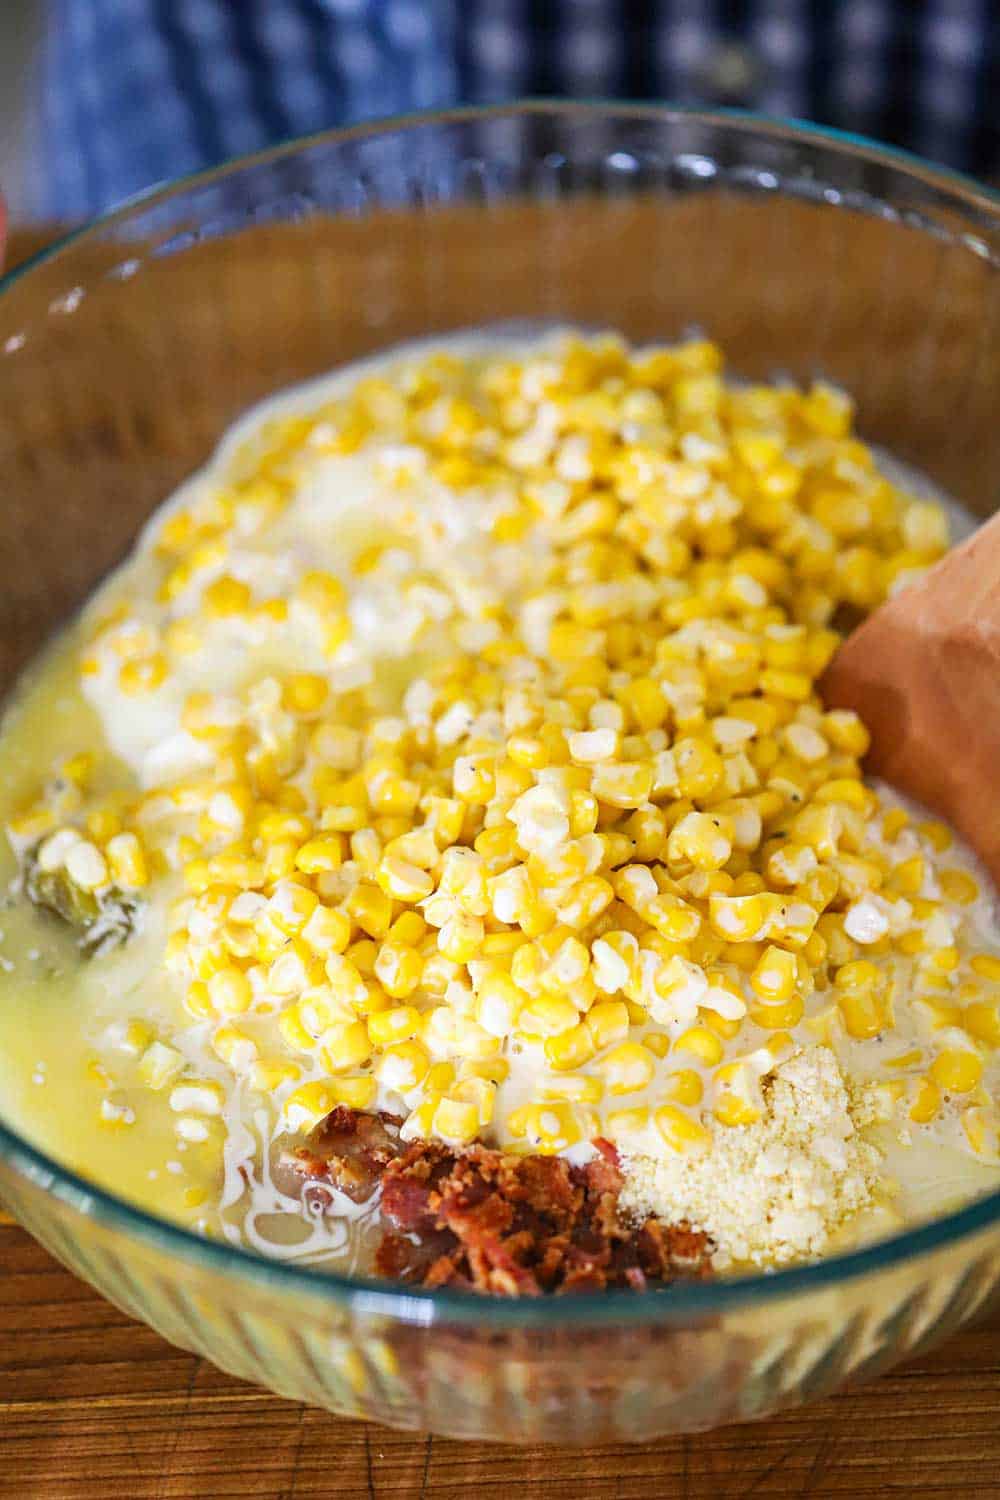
top-left (1, 329), bottom-right (998, 1278)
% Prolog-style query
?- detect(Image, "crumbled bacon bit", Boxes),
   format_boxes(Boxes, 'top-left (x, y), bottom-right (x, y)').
top-left (289, 1109), bottom-right (713, 1296)
top-left (286, 1106), bottom-right (404, 1202)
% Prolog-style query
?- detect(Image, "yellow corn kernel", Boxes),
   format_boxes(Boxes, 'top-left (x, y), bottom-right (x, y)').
top-left (389, 910), bottom-right (428, 947)
top-left (202, 574), bottom-right (252, 616)
top-left (929, 946), bottom-right (960, 974)
top-left (345, 881), bottom-right (392, 940)
top-left (759, 667), bottom-right (811, 702)
top-left (138, 1040), bottom-right (186, 1090)
top-left (507, 1100), bottom-right (582, 1154)
top-left (814, 779), bottom-right (874, 813)
top-left (939, 868), bottom-right (979, 904)
top-left (712, 1063), bottom-right (763, 1126)
top-left (708, 892), bottom-right (781, 941)
top-left (268, 881), bottom-right (319, 936)
top-left (666, 810), bottom-right (733, 872)
top-left (540, 1074), bottom-right (604, 1105)
top-left (438, 911), bottom-right (485, 964)
top-left (349, 828), bottom-right (383, 875)
top-left (970, 954), bottom-right (1000, 982)
top-left (964, 999), bottom-right (1000, 1049)
top-left (300, 903), bottom-right (351, 957)
top-left (367, 1005), bottom-right (422, 1047)
top-left (518, 992), bottom-right (580, 1039)
top-left (880, 807), bottom-right (909, 842)
top-left (452, 1074), bottom-right (497, 1127)
top-left (587, 999), bottom-right (630, 1049)
top-left (749, 944), bottom-right (797, 1002)
top-left (816, 707), bottom-right (868, 755)
top-left (105, 832), bottom-right (150, 889)
top-left (373, 941), bottom-right (423, 999)
top-left (674, 1026), bottom-right (725, 1067)
top-left (206, 851), bottom-right (266, 889)
top-left (420, 1059), bottom-right (454, 1096)
top-left (654, 1104), bottom-right (710, 1153)
top-left (432, 1095), bottom-right (481, 1145)
top-left (298, 568), bottom-right (346, 616)
top-left (376, 855), bottom-right (435, 903)
top-left (118, 653), bottom-right (168, 695)
top-left (277, 1003), bottom-right (314, 1052)
top-left (183, 979), bottom-right (215, 1020)
top-left (929, 1047), bottom-right (983, 1094)
top-left (211, 1024), bottom-right (258, 1067)
top-left (283, 672), bottom-right (328, 715)
top-left (908, 1075), bottom-right (942, 1124)
top-left (699, 1003), bottom-right (743, 1040)
top-left (888, 855), bottom-right (926, 898)
top-left (662, 1068), bottom-right (704, 1106)
top-left (672, 737), bottom-right (724, 799)
top-left (749, 994), bottom-right (805, 1030)
top-left (643, 1031), bottom-right (671, 1058)
top-left (247, 1057), bottom-right (301, 1092)
top-left (544, 1022), bottom-right (598, 1071)
top-left (281, 1080), bottom-right (338, 1131)
top-left (588, 759), bottom-right (653, 811)
top-left (324, 953), bottom-right (371, 1010)
top-left (604, 1105), bottom-right (650, 1139)
top-left (295, 836), bottom-right (344, 875)
top-left (599, 1041), bottom-right (655, 1095)
top-left (376, 1039), bottom-right (430, 1092)
top-left (108, 1018), bottom-right (153, 1057)
top-left (918, 820), bottom-right (953, 852)
top-left (461, 1057), bottom-right (510, 1087)
top-left (837, 988), bottom-right (886, 1041)
top-left (329, 1075), bottom-right (378, 1110)
top-left (319, 1019), bottom-right (372, 1073)
top-left (962, 1105), bottom-right (998, 1159)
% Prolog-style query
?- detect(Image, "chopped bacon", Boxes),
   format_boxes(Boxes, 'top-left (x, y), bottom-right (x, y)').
top-left (289, 1109), bottom-right (714, 1295)
top-left (285, 1106), bottom-right (405, 1203)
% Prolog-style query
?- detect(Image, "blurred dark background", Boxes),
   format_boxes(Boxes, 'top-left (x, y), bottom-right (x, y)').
top-left (1, 0), bottom-right (998, 225)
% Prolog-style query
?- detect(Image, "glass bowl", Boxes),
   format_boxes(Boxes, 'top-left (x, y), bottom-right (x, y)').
top-left (1, 103), bottom-right (999, 1445)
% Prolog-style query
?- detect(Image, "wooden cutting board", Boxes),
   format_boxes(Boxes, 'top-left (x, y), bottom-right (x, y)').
top-left (2, 225), bottom-right (998, 1499)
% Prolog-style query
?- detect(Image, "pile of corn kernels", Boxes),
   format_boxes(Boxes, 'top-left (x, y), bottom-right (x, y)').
top-left (9, 332), bottom-right (1000, 1179)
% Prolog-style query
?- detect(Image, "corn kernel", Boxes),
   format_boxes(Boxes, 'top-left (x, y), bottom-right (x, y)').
top-left (654, 1104), bottom-right (710, 1153)
top-left (929, 1047), bottom-right (983, 1094)
top-left (908, 1076), bottom-right (942, 1124)
top-left (750, 944), bottom-right (797, 1002)
top-left (587, 999), bottom-right (630, 1049)
top-left (674, 1026), bottom-right (725, 1067)
top-left (599, 1041), bottom-right (656, 1095)
top-left (329, 1075), bottom-right (378, 1110)
top-left (247, 1057), bottom-right (301, 1092)
top-left (138, 1041), bottom-right (186, 1090)
top-left (964, 1000), bottom-right (1000, 1049)
top-left (662, 1068), bottom-right (704, 1106)
top-left (319, 1019), bottom-right (372, 1073)
top-left (367, 1005), bottom-right (422, 1047)
top-left (544, 1023), bottom-right (597, 1071)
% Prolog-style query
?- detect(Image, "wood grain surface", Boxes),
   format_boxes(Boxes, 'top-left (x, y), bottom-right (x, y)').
top-left (2, 219), bottom-right (999, 1497)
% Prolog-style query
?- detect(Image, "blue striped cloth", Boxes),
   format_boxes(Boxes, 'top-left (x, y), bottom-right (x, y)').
top-left (40, 0), bottom-right (1000, 220)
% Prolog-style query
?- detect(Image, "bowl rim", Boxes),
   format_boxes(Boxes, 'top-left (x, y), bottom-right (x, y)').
top-left (1, 99), bottom-right (999, 1327)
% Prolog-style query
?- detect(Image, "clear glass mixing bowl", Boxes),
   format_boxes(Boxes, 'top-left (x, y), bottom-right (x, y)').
top-left (0, 104), bottom-right (998, 1443)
